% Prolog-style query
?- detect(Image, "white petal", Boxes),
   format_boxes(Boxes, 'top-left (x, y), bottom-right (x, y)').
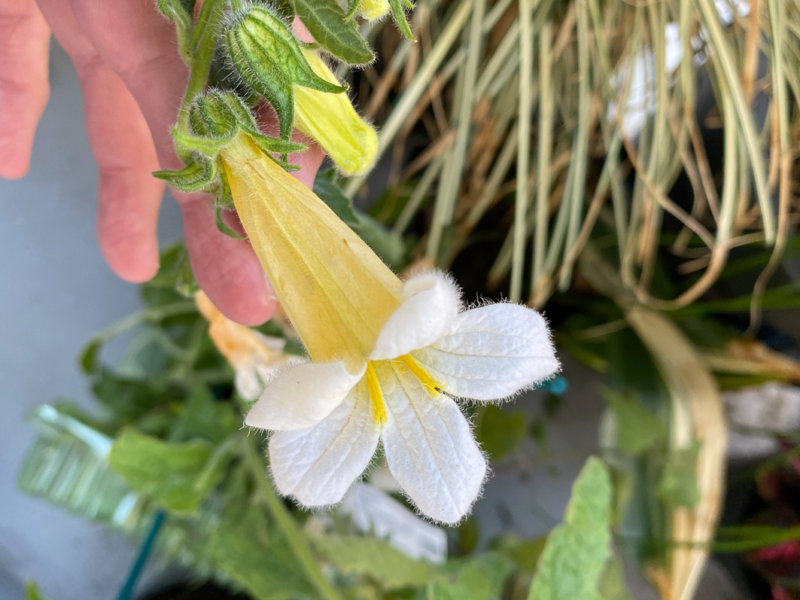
top-left (269, 379), bottom-right (380, 506)
top-left (370, 272), bottom-right (462, 360)
top-left (245, 361), bottom-right (364, 430)
top-left (413, 303), bottom-right (559, 400)
top-left (377, 361), bottom-right (486, 524)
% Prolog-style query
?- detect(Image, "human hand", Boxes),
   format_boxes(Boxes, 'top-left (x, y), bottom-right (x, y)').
top-left (0, 0), bottom-right (324, 325)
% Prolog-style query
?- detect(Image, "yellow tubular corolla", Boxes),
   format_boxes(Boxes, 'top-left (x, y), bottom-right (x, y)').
top-left (219, 135), bottom-right (403, 370)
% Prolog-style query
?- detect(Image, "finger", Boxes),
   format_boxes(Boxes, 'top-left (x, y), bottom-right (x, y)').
top-left (0, 0), bottom-right (50, 179)
top-left (179, 195), bottom-right (277, 326)
top-left (66, 0), bottom-right (187, 170)
top-left (69, 0), bottom-right (276, 322)
top-left (37, 0), bottom-right (164, 282)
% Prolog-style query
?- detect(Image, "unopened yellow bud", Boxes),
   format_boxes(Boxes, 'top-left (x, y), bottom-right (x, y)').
top-left (359, 0), bottom-right (390, 19)
top-left (293, 50), bottom-right (378, 176)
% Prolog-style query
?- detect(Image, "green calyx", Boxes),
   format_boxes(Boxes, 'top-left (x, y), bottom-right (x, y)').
top-left (225, 6), bottom-right (347, 141)
top-left (153, 90), bottom-right (304, 195)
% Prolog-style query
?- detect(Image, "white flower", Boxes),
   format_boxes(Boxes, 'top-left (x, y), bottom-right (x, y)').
top-left (245, 272), bottom-right (559, 524)
top-left (218, 135), bottom-right (559, 523)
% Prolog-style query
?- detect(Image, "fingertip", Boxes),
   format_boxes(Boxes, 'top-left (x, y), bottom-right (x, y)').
top-left (208, 283), bottom-right (278, 327)
top-left (101, 243), bottom-right (160, 283)
top-left (0, 90), bottom-right (48, 179)
top-left (96, 168), bottom-right (162, 283)
top-left (0, 147), bottom-right (32, 179)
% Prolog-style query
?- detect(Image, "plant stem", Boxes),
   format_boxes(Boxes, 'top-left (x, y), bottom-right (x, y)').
top-left (242, 438), bottom-right (343, 600)
top-left (175, 0), bottom-right (228, 161)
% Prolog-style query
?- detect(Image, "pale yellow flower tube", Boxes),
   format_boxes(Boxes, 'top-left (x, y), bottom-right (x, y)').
top-left (219, 135), bottom-right (402, 370)
top-left (293, 50), bottom-right (378, 176)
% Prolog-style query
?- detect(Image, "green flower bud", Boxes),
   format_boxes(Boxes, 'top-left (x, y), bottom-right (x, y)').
top-left (225, 6), bottom-right (346, 140)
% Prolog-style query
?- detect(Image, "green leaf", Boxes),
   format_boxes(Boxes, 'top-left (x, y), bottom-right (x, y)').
top-left (527, 457), bottom-right (613, 600)
top-left (108, 428), bottom-right (221, 512)
top-left (427, 553), bottom-right (514, 600)
top-left (172, 127), bottom-right (233, 158)
top-left (313, 168), bottom-right (360, 226)
top-left (345, 0), bottom-right (362, 19)
top-left (293, 0), bottom-right (374, 65)
top-left (387, 0), bottom-right (416, 40)
top-left (354, 213), bottom-right (407, 270)
top-left (153, 158), bottom-right (217, 191)
top-left (214, 204), bottom-right (246, 240)
top-left (314, 535), bottom-right (440, 590)
top-left (603, 390), bottom-right (665, 456)
top-left (657, 443), bottom-right (701, 509)
top-left (115, 327), bottom-right (172, 380)
top-left (475, 405), bottom-right (527, 460)
top-left (171, 386), bottom-right (238, 444)
top-left (493, 535), bottom-right (547, 574)
top-left (144, 242), bottom-right (198, 300)
top-left (598, 555), bottom-right (632, 600)
top-left (25, 581), bottom-right (47, 600)
top-left (248, 131), bottom-right (308, 156)
top-left (210, 511), bottom-right (315, 600)
top-left (91, 367), bottom-right (173, 422)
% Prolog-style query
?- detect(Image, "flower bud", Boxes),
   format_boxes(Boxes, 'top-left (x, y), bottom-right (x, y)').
top-left (226, 6), bottom-right (346, 140)
top-left (358, 0), bottom-right (390, 19)
top-left (294, 50), bottom-right (378, 176)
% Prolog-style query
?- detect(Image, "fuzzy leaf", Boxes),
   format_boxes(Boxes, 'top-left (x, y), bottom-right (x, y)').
top-left (247, 131), bottom-right (307, 156)
top-left (171, 387), bottom-right (238, 444)
top-left (172, 128), bottom-right (232, 158)
top-left (108, 429), bottom-right (221, 512)
top-left (476, 405), bottom-right (527, 460)
top-left (314, 535), bottom-right (439, 590)
top-left (153, 158), bottom-right (216, 191)
top-left (527, 457), bottom-right (613, 600)
top-left (293, 0), bottom-right (374, 64)
top-left (427, 553), bottom-right (514, 600)
top-left (210, 512), bottom-right (315, 600)
top-left (387, 0), bottom-right (416, 40)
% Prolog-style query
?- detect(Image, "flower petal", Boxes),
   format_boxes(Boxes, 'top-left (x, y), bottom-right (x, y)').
top-left (377, 361), bottom-right (486, 524)
top-left (413, 303), bottom-right (559, 400)
top-left (245, 360), bottom-right (364, 430)
top-left (269, 379), bottom-right (379, 506)
top-left (370, 272), bottom-right (461, 360)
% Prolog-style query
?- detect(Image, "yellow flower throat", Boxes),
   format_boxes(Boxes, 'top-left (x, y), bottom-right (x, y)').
top-left (364, 355), bottom-right (442, 426)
